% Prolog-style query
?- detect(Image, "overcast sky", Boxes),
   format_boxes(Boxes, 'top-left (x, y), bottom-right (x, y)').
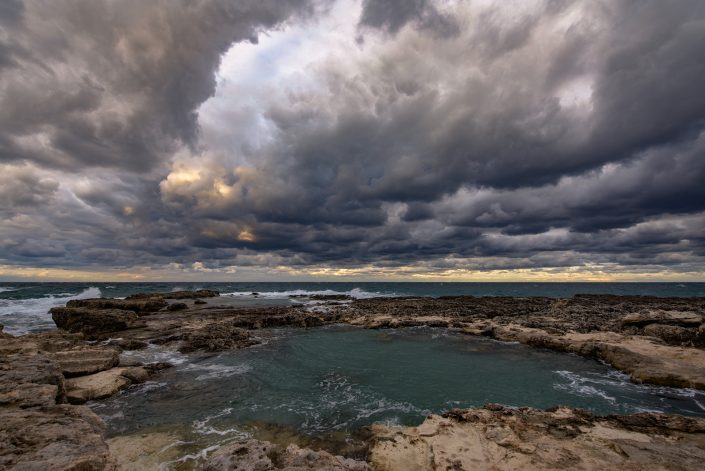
top-left (1, 0), bottom-right (705, 281)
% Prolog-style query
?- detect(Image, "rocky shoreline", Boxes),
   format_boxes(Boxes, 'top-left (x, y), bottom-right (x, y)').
top-left (2, 291), bottom-right (705, 469)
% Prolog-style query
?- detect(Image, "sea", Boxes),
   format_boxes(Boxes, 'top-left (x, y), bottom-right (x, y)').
top-left (2, 281), bottom-right (705, 468)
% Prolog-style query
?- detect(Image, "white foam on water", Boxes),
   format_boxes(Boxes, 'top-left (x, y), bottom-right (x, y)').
top-left (0, 286), bottom-right (102, 335)
top-left (183, 361), bottom-right (252, 381)
top-left (222, 287), bottom-right (394, 300)
top-left (0, 287), bottom-right (18, 293)
top-left (554, 370), bottom-right (617, 403)
top-left (119, 344), bottom-right (190, 366)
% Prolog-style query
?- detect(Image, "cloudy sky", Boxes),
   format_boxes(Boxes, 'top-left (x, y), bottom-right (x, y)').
top-left (1, 0), bottom-right (705, 281)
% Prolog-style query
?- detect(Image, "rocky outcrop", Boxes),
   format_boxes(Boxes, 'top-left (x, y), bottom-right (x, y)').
top-left (179, 320), bottom-right (259, 353)
top-left (205, 439), bottom-right (371, 471)
top-left (51, 307), bottom-right (146, 337)
top-left (50, 348), bottom-right (120, 377)
top-left (64, 366), bottom-right (150, 404)
top-left (369, 405), bottom-right (705, 471)
top-left (0, 405), bottom-right (116, 470)
top-left (0, 353), bottom-right (65, 408)
top-left (66, 298), bottom-right (168, 314)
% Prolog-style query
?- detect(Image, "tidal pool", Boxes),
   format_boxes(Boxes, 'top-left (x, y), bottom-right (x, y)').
top-left (91, 326), bottom-right (705, 466)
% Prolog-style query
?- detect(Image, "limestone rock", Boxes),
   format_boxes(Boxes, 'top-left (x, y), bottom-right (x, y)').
top-left (179, 320), bottom-right (259, 353)
top-left (0, 353), bottom-right (65, 407)
top-left (64, 367), bottom-right (148, 404)
top-left (369, 405), bottom-right (705, 471)
top-left (0, 405), bottom-right (115, 470)
top-left (51, 307), bottom-right (146, 337)
top-left (49, 348), bottom-right (120, 377)
top-left (621, 310), bottom-right (703, 328)
top-left (205, 439), bottom-right (370, 471)
top-left (66, 298), bottom-right (168, 313)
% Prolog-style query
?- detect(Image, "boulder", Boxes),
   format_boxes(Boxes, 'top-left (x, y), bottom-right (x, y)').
top-left (64, 367), bottom-right (148, 404)
top-left (51, 307), bottom-right (146, 337)
top-left (49, 348), bottom-right (120, 377)
top-left (205, 439), bottom-right (370, 471)
top-left (0, 405), bottom-right (115, 470)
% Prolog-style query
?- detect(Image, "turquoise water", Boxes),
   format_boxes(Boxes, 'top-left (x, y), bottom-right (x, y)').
top-left (93, 326), bottom-right (705, 444)
top-left (2, 282), bottom-right (704, 335)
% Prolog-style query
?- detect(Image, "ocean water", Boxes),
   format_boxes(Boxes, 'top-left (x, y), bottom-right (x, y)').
top-left (91, 326), bottom-right (705, 467)
top-left (1, 281), bottom-right (704, 335)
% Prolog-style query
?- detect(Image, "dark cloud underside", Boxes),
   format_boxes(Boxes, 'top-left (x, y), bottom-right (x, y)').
top-left (1, 0), bottom-right (704, 278)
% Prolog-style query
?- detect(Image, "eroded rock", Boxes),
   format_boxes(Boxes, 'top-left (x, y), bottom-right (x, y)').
top-left (49, 348), bottom-right (120, 377)
top-left (51, 307), bottom-right (146, 337)
top-left (64, 367), bottom-right (148, 404)
top-left (205, 439), bottom-right (370, 471)
top-left (369, 405), bottom-right (705, 471)
top-left (0, 405), bottom-right (115, 470)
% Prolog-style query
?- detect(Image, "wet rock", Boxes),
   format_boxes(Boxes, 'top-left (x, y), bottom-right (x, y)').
top-left (166, 302), bottom-right (188, 311)
top-left (205, 439), bottom-right (371, 471)
top-left (0, 354), bottom-right (65, 407)
top-left (67, 297), bottom-right (168, 313)
top-left (107, 338), bottom-right (148, 350)
top-left (179, 321), bottom-right (259, 353)
top-left (51, 307), bottom-right (146, 337)
top-left (0, 405), bottom-right (115, 470)
top-left (194, 299), bottom-right (208, 305)
top-left (64, 367), bottom-right (148, 404)
top-left (49, 348), bottom-right (120, 377)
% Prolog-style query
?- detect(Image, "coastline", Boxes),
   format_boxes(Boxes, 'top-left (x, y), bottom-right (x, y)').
top-left (2, 290), bottom-right (705, 469)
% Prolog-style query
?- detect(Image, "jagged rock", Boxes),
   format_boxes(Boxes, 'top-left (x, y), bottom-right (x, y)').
top-left (0, 354), bottom-right (65, 407)
top-left (621, 310), bottom-right (703, 328)
top-left (64, 367), bottom-right (148, 404)
top-left (643, 323), bottom-right (698, 345)
top-left (369, 405), bottom-right (705, 471)
top-left (0, 405), bottom-right (115, 470)
top-left (49, 348), bottom-right (120, 377)
top-left (51, 307), bottom-right (146, 337)
top-left (125, 289), bottom-right (219, 300)
top-left (66, 297), bottom-right (168, 313)
top-left (179, 321), bottom-right (259, 353)
top-left (205, 439), bottom-right (371, 471)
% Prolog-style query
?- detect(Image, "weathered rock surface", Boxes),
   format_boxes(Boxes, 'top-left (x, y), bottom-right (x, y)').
top-left (369, 405), bottom-right (705, 471)
top-left (51, 307), bottom-right (146, 337)
top-left (0, 353), bottom-right (65, 407)
top-left (205, 439), bottom-right (371, 471)
top-left (66, 297), bottom-right (168, 314)
top-left (50, 348), bottom-right (120, 377)
top-left (64, 366), bottom-right (149, 404)
top-left (0, 405), bottom-right (116, 470)
top-left (179, 320), bottom-right (259, 353)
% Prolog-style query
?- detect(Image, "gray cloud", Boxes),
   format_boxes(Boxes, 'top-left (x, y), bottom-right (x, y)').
top-left (1, 0), bottom-right (705, 278)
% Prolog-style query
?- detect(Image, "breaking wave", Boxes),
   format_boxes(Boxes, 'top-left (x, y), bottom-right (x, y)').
top-left (221, 287), bottom-right (393, 300)
top-left (0, 286), bottom-right (101, 335)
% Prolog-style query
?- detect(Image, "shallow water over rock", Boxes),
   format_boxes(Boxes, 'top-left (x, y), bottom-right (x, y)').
top-left (91, 326), bottom-right (705, 466)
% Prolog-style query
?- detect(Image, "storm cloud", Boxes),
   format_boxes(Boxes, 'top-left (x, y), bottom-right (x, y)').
top-left (1, 0), bottom-right (705, 280)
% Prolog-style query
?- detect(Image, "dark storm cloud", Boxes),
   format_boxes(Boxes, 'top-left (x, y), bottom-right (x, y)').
top-left (2, 0), bottom-right (705, 277)
top-left (0, 0), bottom-right (316, 172)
